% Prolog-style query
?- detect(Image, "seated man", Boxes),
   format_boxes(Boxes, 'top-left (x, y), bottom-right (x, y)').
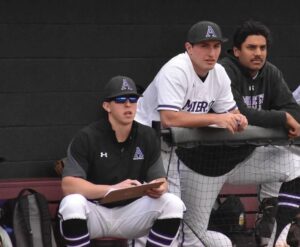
top-left (58, 75), bottom-right (185, 247)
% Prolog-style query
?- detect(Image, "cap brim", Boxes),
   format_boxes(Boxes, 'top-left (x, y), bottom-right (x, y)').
top-left (219, 37), bottom-right (228, 43)
top-left (190, 37), bottom-right (228, 43)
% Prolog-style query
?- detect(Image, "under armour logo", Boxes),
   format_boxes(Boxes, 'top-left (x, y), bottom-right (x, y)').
top-left (205, 25), bottom-right (217, 38)
top-left (121, 78), bottom-right (133, 91)
top-left (100, 152), bottom-right (108, 158)
top-left (133, 147), bottom-right (144, 160)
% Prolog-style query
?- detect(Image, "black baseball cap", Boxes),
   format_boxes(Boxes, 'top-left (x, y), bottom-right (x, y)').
top-left (104, 75), bottom-right (141, 100)
top-left (187, 21), bottom-right (228, 44)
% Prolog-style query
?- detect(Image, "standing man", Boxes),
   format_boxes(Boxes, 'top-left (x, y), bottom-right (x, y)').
top-left (220, 20), bottom-right (300, 247)
top-left (136, 21), bottom-right (248, 199)
top-left (136, 20), bottom-right (300, 247)
top-left (136, 20), bottom-right (249, 246)
top-left (58, 75), bottom-right (185, 247)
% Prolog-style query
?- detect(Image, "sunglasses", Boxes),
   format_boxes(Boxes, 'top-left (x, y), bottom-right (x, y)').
top-left (111, 96), bottom-right (139, 104)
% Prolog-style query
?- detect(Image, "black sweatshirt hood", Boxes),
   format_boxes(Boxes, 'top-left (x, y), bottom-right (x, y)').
top-left (224, 49), bottom-right (267, 80)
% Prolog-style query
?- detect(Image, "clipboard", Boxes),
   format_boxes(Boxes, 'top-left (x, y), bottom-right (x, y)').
top-left (100, 181), bottom-right (164, 204)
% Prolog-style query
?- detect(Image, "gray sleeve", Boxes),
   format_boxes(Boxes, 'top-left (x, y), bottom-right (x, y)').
top-left (145, 155), bottom-right (166, 182)
top-left (62, 146), bottom-right (87, 179)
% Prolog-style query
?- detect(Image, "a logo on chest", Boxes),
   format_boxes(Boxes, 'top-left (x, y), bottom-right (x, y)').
top-left (133, 147), bottom-right (144, 160)
top-left (183, 99), bottom-right (215, 113)
top-left (99, 152), bottom-right (108, 158)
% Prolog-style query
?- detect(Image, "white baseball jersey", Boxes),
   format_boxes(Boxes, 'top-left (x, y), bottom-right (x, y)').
top-left (135, 52), bottom-right (237, 126)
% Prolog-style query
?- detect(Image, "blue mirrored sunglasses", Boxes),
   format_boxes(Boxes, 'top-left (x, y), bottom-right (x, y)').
top-left (112, 96), bottom-right (139, 104)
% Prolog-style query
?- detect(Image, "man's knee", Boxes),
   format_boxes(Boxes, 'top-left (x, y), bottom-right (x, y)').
top-left (59, 194), bottom-right (89, 220)
top-left (159, 193), bottom-right (186, 219)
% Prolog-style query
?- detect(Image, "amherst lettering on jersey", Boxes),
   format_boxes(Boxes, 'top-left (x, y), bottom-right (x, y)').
top-left (243, 94), bottom-right (264, 110)
top-left (183, 99), bottom-right (215, 113)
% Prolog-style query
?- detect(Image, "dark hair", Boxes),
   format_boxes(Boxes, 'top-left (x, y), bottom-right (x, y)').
top-left (233, 20), bottom-right (272, 49)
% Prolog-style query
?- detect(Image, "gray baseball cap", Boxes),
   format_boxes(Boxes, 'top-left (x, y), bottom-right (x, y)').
top-left (187, 21), bottom-right (228, 44)
top-left (104, 75), bottom-right (141, 100)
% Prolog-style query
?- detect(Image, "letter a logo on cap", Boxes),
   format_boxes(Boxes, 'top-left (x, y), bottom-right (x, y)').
top-left (121, 78), bottom-right (133, 91)
top-left (205, 25), bottom-right (217, 38)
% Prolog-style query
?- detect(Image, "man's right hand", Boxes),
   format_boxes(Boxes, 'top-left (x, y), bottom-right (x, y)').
top-left (215, 112), bottom-right (248, 134)
top-left (112, 179), bottom-right (142, 190)
top-left (286, 112), bottom-right (300, 138)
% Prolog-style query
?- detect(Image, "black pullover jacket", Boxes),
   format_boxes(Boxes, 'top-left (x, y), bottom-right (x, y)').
top-left (220, 51), bottom-right (300, 128)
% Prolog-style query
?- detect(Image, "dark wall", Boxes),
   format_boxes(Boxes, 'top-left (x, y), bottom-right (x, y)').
top-left (1, 0), bottom-right (299, 178)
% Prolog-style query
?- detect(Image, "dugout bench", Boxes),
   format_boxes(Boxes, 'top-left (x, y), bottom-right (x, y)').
top-left (0, 178), bottom-right (127, 247)
top-left (0, 177), bottom-right (259, 245)
top-left (0, 178), bottom-right (259, 246)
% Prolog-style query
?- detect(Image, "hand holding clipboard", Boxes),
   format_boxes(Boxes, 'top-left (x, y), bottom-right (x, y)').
top-left (100, 181), bottom-right (164, 204)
